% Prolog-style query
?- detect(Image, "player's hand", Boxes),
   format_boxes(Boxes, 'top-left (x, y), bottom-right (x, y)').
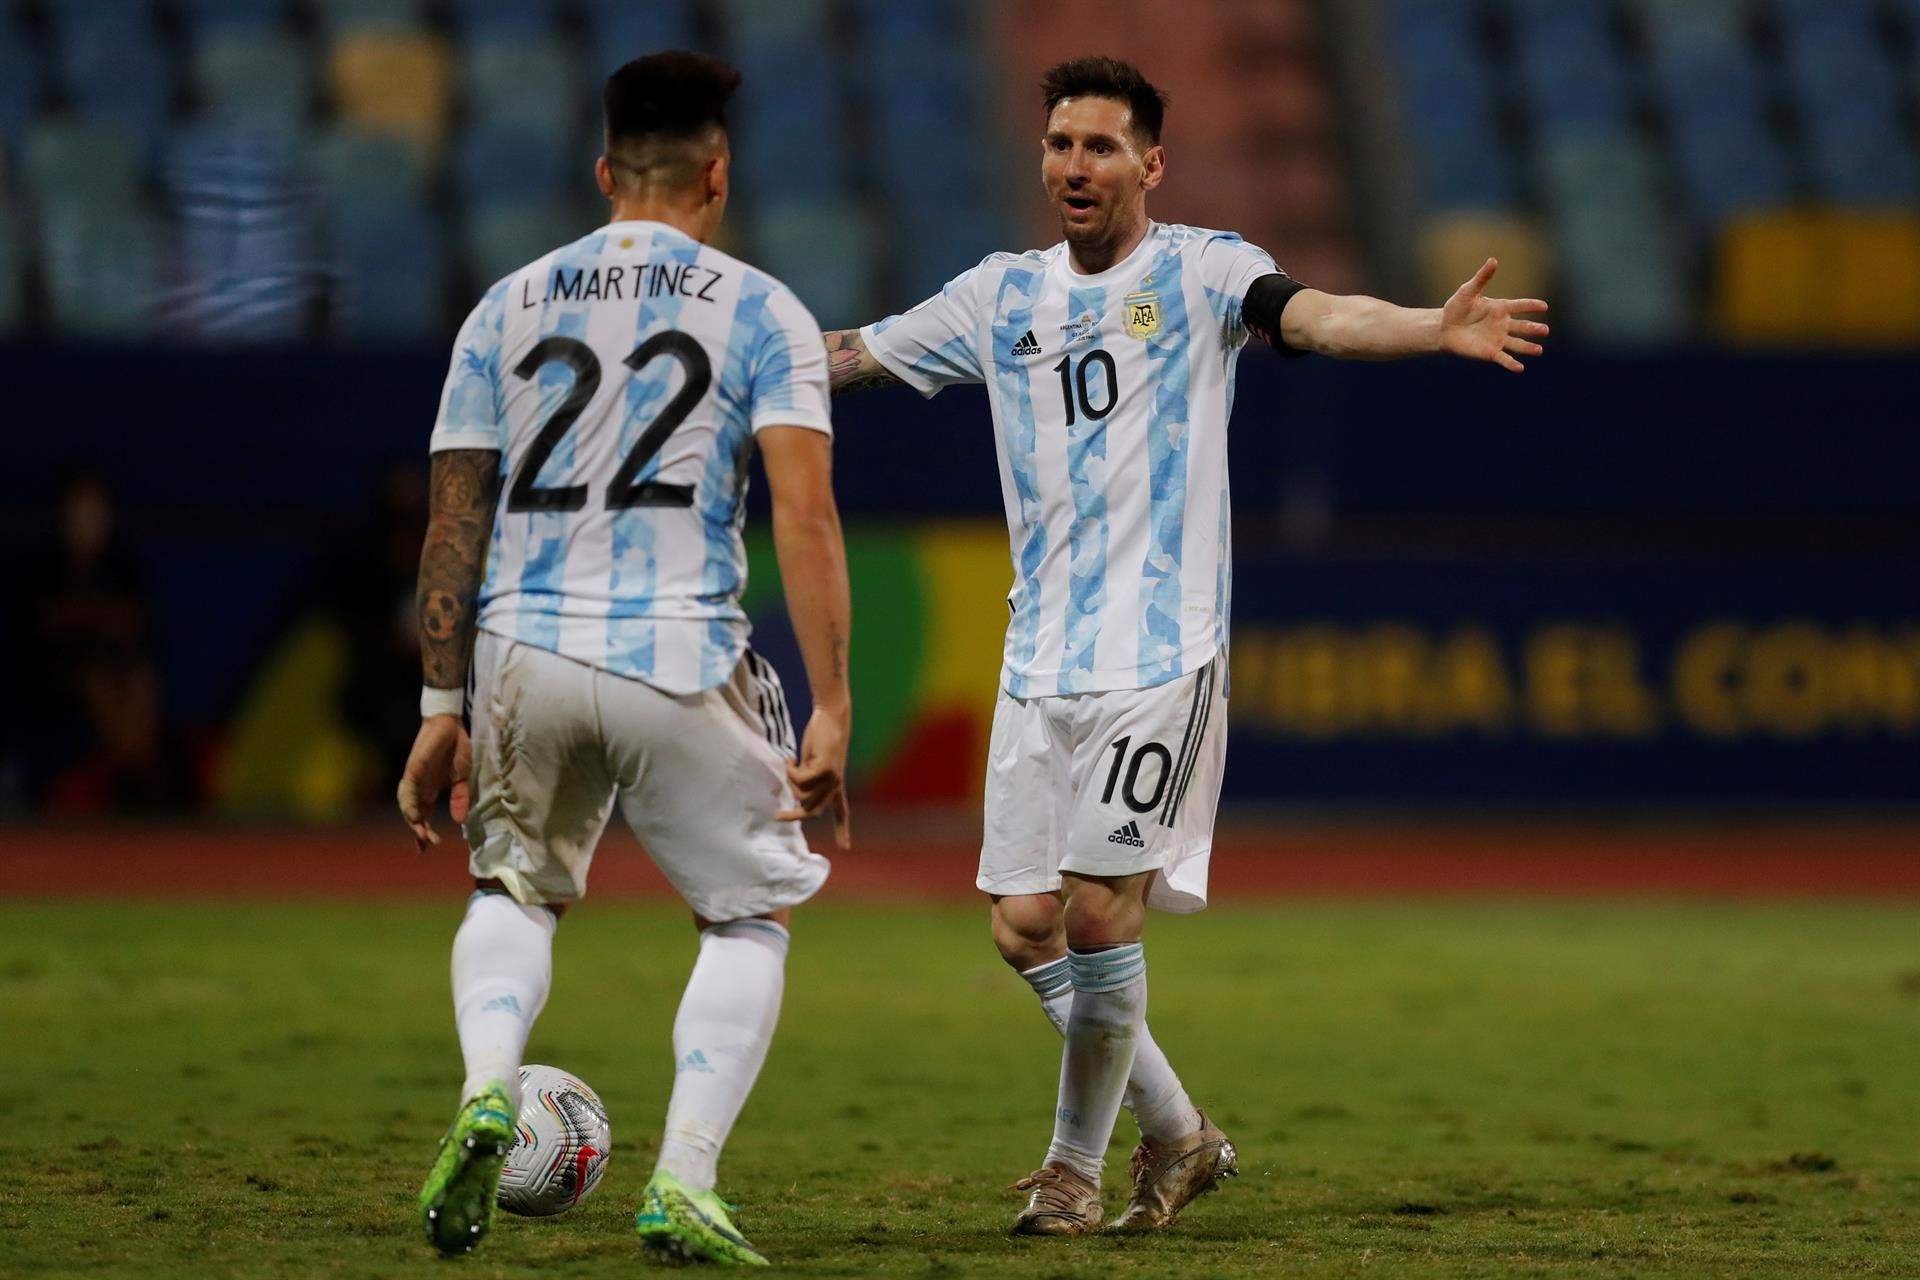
top-left (776, 703), bottom-right (852, 850)
top-left (397, 714), bottom-right (473, 853)
top-left (1441, 258), bottom-right (1550, 373)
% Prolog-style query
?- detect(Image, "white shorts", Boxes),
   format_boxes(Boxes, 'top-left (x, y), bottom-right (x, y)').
top-left (978, 650), bottom-right (1227, 913)
top-left (461, 630), bottom-right (829, 919)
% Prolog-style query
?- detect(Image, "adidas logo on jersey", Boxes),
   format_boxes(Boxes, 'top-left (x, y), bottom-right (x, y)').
top-left (1107, 820), bottom-right (1145, 848)
top-left (1010, 329), bottom-right (1043, 357)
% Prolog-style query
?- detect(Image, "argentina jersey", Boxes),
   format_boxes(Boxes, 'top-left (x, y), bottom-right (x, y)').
top-left (430, 220), bottom-right (832, 695)
top-left (861, 223), bottom-right (1280, 698)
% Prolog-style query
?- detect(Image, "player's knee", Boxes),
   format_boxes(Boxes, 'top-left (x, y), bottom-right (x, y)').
top-left (989, 894), bottom-right (1064, 970)
top-left (1061, 884), bottom-right (1144, 949)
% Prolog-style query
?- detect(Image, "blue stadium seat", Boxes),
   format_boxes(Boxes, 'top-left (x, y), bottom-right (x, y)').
top-left (1628, 0), bottom-right (1749, 56)
top-left (313, 125), bottom-right (433, 220)
top-left (455, 121), bottom-right (576, 210)
top-left (462, 36), bottom-right (579, 135)
top-left (1413, 128), bottom-right (1519, 212)
top-left (310, 0), bottom-right (429, 38)
top-left (582, 0), bottom-right (699, 80)
top-left (463, 202), bottom-right (583, 293)
top-left (1391, 24), bottom-right (1501, 145)
top-left (42, 0), bottom-right (150, 37)
top-left (749, 199), bottom-right (872, 329)
top-left (163, 125), bottom-right (316, 342)
top-left (1804, 125), bottom-right (1919, 207)
top-left (1652, 44), bottom-right (1768, 126)
top-left (1510, 0), bottom-right (1633, 136)
top-left (0, 206), bottom-right (25, 333)
top-left (40, 205), bottom-right (164, 337)
top-left (177, 0), bottom-right (295, 34)
top-left (55, 24), bottom-right (175, 154)
top-left (730, 47), bottom-right (846, 202)
top-left (1771, 0), bottom-right (1879, 38)
top-left (1781, 25), bottom-right (1900, 135)
top-left (332, 203), bottom-right (445, 339)
top-left (192, 31), bottom-right (313, 136)
top-left (0, 31), bottom-right (39, 149)
top-left (24, 119), bottom-right (144, 219)
top-left (1668, 116), bottom-right (1790, 226)
top-left (446, 0), bottom-right (561, 39)
top-left (715, 0), bottom-right (832, 46)
top-left (850, 0), bottom-right (964, 43)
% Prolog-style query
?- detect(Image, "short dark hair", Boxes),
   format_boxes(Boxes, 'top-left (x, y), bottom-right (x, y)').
top-left (1041, 57), bottom-right (1167, 144)
top-left (603, 51), bottom-right (742, 147)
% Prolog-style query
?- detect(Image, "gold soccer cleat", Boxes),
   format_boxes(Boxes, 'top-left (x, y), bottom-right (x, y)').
top-left (1106, 1110), bottom-right (1239, 1233)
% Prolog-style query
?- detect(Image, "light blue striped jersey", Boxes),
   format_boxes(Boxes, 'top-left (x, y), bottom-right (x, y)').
top-left (861, 222), bottom-right (1281, 697)
top-left (430, 220), bottom-right (832, 695)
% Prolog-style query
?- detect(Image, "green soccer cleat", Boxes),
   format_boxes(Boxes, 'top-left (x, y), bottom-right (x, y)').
top-left (418, 1082), bottom-right (517, 1255)
top-left (633, 1169), bottom-right (770, 1267)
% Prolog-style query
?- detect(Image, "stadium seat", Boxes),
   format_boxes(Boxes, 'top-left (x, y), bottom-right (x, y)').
top-left (192, 31), bottom-right (313, 136)
top-left (313, 125), bottom-right (434, 218)
top-left (463, 202), bottom-right (584, 293)
top-left (455, 122), bottom-right (576, 210)
top-left (461, 36), bottom-right (579, 136)
top-left (850, 0), bottom-right (963, 42)
top-left (715, 0), bottom-right (832, 45)
top-left (446, 0), bottom-right (561, 39)
top-left (1540, 137), bottom-right (1689, 341)
top-left (0, 31), bottom-right (39, 149)
top-left (581, 0), bottom-right (699, 80)
top-left (1627, 0), bottom-right (1750, 56)
top-left (23, 119), bottom-right (144, 220)
top-left (331, 203), bottom-right (445, 339)
top-left (1668, 116), bottom-right (1791, 226)
top-left (750, 199), bottom-right (873, 329)
top-left (40, 204), bottom-right (164, 337)
top-left (1418, 213), bottom-right (1550, 307)
top-left (328, 31), bottom-right (452, 149)
top-left (729, 48), bottom-right (846, 201)
top-left (54, 22), bottom-right (175, 154)
top-left (1411, 129), bottom-right (1519, 213)
top-left (1804, 126), bottom-right (1919, 207)
top-left (1717, 212), bottom-right (1920, 345)
top-left (164, 126), bottom-right (315, 342)
top-left (311, 0), bottom-right (429, 38)
top-left (176, 0), bottom-right (295, 34)
top-left (41, 0), bottom-right (149, 37)
top-left (0, 206), bottom-right (25, 333)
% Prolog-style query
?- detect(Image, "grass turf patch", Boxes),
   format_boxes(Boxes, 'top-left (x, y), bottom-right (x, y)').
top-left (2, 898), bottom-right (1915, 1277)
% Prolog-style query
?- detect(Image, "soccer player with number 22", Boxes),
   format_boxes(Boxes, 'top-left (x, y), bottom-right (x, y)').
top-left (825, 57), bottom-right (1548, 1236)
top-left (396, 52), bottom-right (850, 1267)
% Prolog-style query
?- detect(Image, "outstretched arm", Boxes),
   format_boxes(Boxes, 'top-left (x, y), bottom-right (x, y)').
top-left (398, 447), bottom-right (500, 850)
top-left (823, 329), bottom-right (903, 395)
top-left (1270, 258), bottom-right (1549, 372)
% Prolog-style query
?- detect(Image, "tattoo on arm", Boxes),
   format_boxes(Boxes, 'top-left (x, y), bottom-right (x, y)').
top-left (824, 329), bottom-right (901, 395)
top-left (417, 449), bottom-right (501, 690)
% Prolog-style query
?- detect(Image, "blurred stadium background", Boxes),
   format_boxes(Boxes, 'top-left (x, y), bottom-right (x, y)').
top-left (4, 0), bottom-right (1916, 847)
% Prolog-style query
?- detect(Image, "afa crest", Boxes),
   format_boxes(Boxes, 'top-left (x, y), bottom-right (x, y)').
top-left (1123, 290), bottom-right (1162, 339)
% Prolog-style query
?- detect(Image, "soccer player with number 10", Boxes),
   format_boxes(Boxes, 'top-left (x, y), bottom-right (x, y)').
top-left (825, 56), bottom-right (1548, 1235)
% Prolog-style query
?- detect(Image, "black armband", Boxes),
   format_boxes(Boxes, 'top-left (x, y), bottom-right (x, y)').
top-left (1242, 272), bottom-right (1310, 356)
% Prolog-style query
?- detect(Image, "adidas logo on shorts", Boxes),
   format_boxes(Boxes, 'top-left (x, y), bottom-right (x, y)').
top-left (1107, 820), bottom-right (1145, 848)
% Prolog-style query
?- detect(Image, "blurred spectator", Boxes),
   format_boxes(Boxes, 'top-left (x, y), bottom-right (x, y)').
top-left (27, 469), bottom-right (186, 814)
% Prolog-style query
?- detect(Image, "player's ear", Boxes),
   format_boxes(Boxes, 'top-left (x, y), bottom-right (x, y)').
top-left (594, 155), bottom-right (615, 199)
top-left (704, 151), bottom-right (729, 205)
top-left (1140, 144), bottom-right (1166, 193)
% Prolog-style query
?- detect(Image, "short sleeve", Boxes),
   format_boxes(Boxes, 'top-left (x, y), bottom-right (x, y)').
top-left (859, 263), bottom-right (988, 398)
top-left (429, 280), bottom-right (509, 453)
top-left (749, 287), bottom-right (834, 436)
top-left (1195, 234), bottom-right (1285, 348)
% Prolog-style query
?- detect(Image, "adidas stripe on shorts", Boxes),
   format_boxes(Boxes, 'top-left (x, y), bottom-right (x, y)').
top-left (461, 629), bottom-right (829, 918)
top-left (977, 649), bottom-right (1228, 913)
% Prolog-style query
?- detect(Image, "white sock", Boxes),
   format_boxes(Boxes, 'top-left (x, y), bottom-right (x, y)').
top-left (1043, 944), bottom-right (1147, 1183)
top-left (451, 890), bottom-right (556, 1112)
top-left (1020, 958), bottom-right (1201, 1145)
top-left (654, 919), bottom-right (789, 1193)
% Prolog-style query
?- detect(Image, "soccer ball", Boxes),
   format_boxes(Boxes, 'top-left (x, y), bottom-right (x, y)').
top-left (496, 1064), bottom-right (612, 1216)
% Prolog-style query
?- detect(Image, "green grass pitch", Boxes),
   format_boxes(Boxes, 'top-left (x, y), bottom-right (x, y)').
top-left (4, 898), bottom-right (1916, 1277)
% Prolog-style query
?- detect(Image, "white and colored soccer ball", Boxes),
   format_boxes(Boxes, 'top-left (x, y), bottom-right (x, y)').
top-left (496, 1064), bottom-right (612, 1217)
